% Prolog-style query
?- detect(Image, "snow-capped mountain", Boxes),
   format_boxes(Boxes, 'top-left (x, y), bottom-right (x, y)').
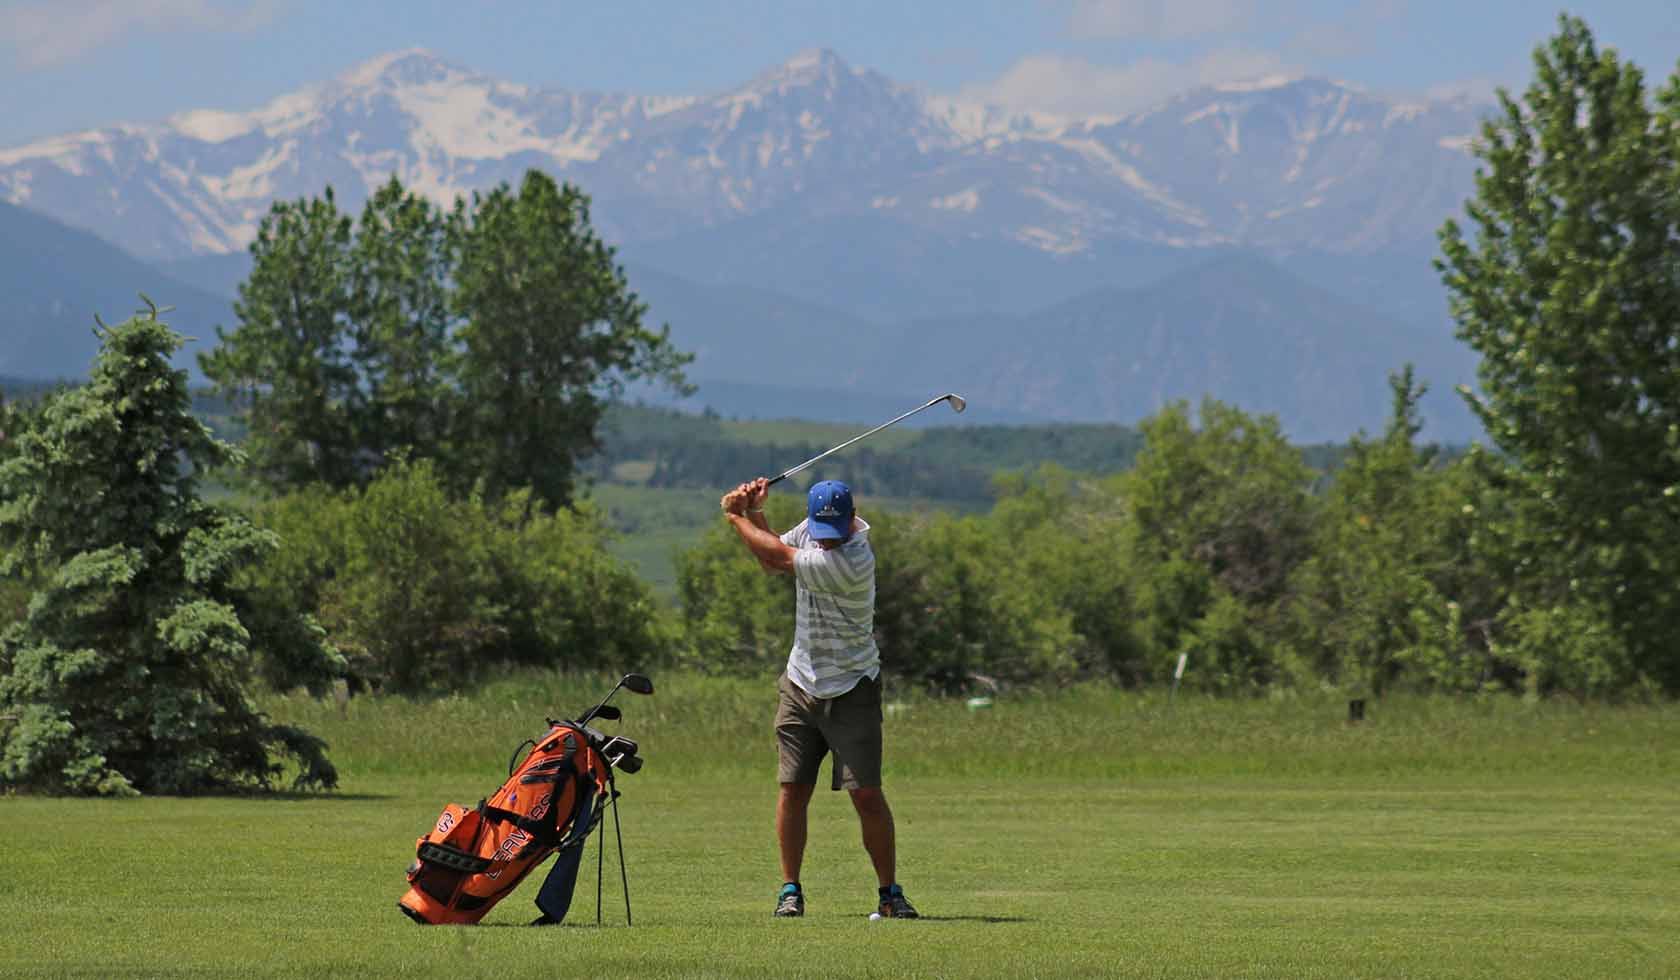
top-left (0, 48), bottom-right (1486, 264)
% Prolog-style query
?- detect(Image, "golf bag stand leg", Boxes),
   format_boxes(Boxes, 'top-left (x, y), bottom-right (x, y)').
top-left (596, 795), bottom-right (604, 926)
top-left (611, 771), bottom-right (631, 926)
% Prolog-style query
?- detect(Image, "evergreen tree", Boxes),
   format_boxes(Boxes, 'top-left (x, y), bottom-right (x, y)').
top-left (1437, 14), bottom-right (1680, 691)
top-left (0, 391), bottom-right (36, 637)
top-left (0, 303), bottom-right (340, 795)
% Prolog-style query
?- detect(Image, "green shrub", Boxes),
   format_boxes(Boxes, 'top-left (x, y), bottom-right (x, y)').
top-left (490, 490), bottom-right (676, 675)
top-left (871, 510), bottom-right (1079, 692)
top-left (1498, 599), bottom-right (1640, 700)
top-left (245, 459), bottom-right (673, 694)
top-left (1120, 400), bottom-right (1316, 691)
top-left (674, 496), bottom-right (800, 676)
top-left (1179, 588), bottom-right (1290, 691)
top-left (1284, 372), bottom-right (1487, 694)
top-left (675, 494), bottom-right (1078, 692)
top-left (985, 468), bottom-right (1145, 681)
top-left (326, 461), bottom-right (508, 692)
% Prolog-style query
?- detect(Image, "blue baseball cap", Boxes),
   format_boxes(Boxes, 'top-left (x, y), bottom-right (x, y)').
top-left (806, 480), bottom-right (855, 541)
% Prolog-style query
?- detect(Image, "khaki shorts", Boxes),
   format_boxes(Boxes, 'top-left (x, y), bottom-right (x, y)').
top-left (775, 671), bottom-right (883, 791)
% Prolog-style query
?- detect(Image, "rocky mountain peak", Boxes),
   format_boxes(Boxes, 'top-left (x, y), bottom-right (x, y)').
top-left (751, 48), bottom-right (853, 87)
top-left (726, 46), bottom-right (907, 109)
top-left (335, 47), bottom-right (466, 90)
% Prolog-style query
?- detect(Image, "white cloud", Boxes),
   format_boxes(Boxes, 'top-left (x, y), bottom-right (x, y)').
top-left (958, 47), bottom-right (1296, 119)
top-left (1066, 0), bottom-right (1261, 40)
top-left (0, 0), bottom-right (284, 71)
top-left (1425, 77), bottom-right (1502, 105)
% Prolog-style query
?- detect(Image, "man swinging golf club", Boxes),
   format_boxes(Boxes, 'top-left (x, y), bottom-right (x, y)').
top-left (720, 475), bottom-right (920, 920)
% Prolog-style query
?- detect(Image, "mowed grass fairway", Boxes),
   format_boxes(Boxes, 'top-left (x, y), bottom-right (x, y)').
top-left (3, 676), bottom-right (1676, 978)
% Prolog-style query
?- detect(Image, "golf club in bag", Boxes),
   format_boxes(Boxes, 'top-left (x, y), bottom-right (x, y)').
top-left (398, 673), bottom-right (654, 926)
top-left (765, 393), bottom-right (966, 487)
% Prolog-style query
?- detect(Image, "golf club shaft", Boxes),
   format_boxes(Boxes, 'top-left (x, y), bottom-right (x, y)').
top-left (766, 394), bottom-right (964, 487)
top-left (578, 679), bottom-right (624, 726)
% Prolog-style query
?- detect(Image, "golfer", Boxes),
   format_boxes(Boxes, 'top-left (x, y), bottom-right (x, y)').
top-left (719, 476), bottom-right (919, 919)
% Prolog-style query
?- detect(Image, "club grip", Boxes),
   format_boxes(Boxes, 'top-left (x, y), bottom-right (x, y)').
top-left (766, 474), bottom-right (788, 487)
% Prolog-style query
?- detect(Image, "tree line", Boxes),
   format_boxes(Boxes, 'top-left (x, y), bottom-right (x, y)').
top-left (582, 403), bottom-right (1359, 502)
top-left (1, 15), bottom-right (1676, 797)
top-left (682, 374), bottom-right (1656, 698)
top-left (583, 404), bottom-right (1155, 501)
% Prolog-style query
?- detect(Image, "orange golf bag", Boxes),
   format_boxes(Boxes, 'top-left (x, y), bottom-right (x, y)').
top-left (399, 674), bottom-right (652, 926)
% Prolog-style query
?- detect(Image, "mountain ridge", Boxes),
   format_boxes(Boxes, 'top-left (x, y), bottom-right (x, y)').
top-left (858, 250), bottom-right (1477, 443)
top-left (0, 199), bottom-right (230, 379)
top-left (0, 48), bottom-right (1489, 267)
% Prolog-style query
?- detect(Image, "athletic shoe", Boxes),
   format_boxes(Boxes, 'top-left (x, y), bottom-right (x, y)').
top-left (774, 884), bottom-right (805, 917)
top-left (876, 884), bottom-right (919, 919)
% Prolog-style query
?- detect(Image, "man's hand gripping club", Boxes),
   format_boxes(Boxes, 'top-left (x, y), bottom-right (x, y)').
top-left (722, 477), bottom-right (795, 573)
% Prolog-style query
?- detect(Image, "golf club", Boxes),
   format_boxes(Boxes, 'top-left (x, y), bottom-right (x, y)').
top-left (576, 672), bottom-right (655, 727)
top-left (765, 393), bottom-right (967, 488)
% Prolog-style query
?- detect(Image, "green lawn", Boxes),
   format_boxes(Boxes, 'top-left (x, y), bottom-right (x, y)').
top-left (3, 677), bottom-right (1676, 978)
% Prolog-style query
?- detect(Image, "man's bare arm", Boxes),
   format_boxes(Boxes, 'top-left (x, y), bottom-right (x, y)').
top-left (747, 508), bottom-right (781, 572)
top-left (727, 513), bottom-right (796, 574)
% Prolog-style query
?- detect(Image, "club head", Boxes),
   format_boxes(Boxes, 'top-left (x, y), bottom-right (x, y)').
top-left (592, 704), bottom-right (622, 722)
top-left (943, 393), bottom-right (967, 414)
top-left (601, 734), bottom-right (639, 756)
top-left (623, 673), bottom-right (654, 696)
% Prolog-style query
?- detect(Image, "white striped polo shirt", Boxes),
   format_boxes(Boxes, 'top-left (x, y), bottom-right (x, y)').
top-left (779, 517), bottom-right (880, 698)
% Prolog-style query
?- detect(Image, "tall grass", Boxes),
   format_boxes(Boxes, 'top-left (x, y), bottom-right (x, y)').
top-left (264, 670), bottom-right (1679, 788)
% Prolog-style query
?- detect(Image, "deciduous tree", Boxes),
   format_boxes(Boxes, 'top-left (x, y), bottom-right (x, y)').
top-left (202, 189), bottom-right (360, 490)
top-left (1286, 369), bottom-right (1483, 694)
top-left (450, 171), bottom-right (692, 509)
top-left (203, 172), bottom-right (691, 511)
top-left (1437, 14), bottom-right (1680, 691)
top-left (349, 177), bottom-right (456, 469)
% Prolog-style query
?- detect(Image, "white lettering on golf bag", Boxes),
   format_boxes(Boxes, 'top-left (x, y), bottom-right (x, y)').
top-left (486, 829), bottom-right (532, 879)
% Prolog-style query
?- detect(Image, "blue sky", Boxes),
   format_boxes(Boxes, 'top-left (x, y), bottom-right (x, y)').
top-left (1, 1), bottom-right (1676, 146)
